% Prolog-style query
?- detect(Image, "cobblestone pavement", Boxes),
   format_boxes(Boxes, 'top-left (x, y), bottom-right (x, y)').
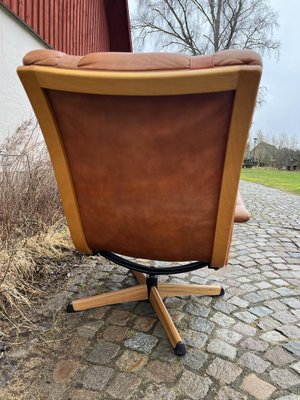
top-left (1, 181), bottom-right (300, 400)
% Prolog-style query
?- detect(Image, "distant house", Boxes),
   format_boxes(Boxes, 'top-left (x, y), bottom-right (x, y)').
top-left (0, 0), bottom-right (131, 142)
top-left (248, 141), bottom-right (300, 170)
top-left (252, 142), bottom-right (277, 166)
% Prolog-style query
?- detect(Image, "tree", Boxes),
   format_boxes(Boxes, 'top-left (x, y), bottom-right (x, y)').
top-left (132, 0), bottom-right (279, 56)
top-left (246, 130), bottom-right (300, 168)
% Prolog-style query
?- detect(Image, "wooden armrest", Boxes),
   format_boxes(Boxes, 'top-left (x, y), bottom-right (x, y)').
top-left (234, 191), bottom-right (250, 223)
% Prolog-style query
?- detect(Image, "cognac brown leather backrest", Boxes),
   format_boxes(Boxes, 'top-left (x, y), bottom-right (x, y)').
top-left (18, 50), bottom-right (262, 267)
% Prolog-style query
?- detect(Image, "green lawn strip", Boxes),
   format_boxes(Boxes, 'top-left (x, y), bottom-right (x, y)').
top-left (241, 168), bottom-right (300, 195)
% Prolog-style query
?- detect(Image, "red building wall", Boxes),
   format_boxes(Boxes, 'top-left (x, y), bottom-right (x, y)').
top-left (1, 0), bottom-right (131, 54)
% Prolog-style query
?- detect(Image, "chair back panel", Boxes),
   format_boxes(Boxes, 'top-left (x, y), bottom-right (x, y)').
top-left (18, 49), bottom-right (262, 266)
top-left (47, 89), bottom-right (234, 261)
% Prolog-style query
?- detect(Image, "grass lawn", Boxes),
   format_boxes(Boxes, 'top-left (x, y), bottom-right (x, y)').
top-left (241, 167), bottom-right (300, 195)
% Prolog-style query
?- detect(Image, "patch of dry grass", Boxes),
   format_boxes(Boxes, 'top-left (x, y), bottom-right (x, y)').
top-left (0, 119), bottom-right (75, 320)
top-left (0, 221), bottom-right (73, 308)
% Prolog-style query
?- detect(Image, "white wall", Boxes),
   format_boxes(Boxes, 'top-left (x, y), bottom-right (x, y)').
top-left (0, 7), bottom-right (47, 143)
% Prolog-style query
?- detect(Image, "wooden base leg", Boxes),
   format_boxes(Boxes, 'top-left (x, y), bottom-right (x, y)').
top-left (149, 286), bottom-right (186, 356)
top-left (158, 283), bottom-right (224, 298)
top-left (131, 270), bottom-right (146, 284)
top-left (67, 285), bottom-right (148, 312)
top-left (130, 269), bottom-right (223, 355)
top-left (131, 270), bottom-right (223, 298)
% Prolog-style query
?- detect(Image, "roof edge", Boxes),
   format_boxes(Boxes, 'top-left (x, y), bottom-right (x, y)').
top-left (0, 2), bottom-right (52, 49)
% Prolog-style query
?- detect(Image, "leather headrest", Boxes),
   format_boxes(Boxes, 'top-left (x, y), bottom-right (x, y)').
top-left (23, 49), bottom-right (262, 71)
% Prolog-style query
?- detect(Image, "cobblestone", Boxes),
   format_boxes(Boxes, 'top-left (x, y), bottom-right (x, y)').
top-left (255, 281), bottom-right (272, 289)
top-left (241, 374), bottom-right (276, 400)
top-left (76, 365), bottom-right (113, 391)
top-left (272, 310), bottom-right (298, 324)
top-left (189, 316), bottom-right (215, 333)
top-left (116, 350), bottom-right (148, 372)
top-left (258, 289), bottom-right (280, 301)
top-left (77, 321), bottom-right (104, 339)
top-left (215, 328), bottom-right (242, 344)
top-left (260, 331), bottom-right (287, 343)
top-left (291, 361), bottom-right (300, 374)
top-left (228, 296), bottom-right (250, 308)
top-left (151, 340), bottom-right (177, 362)
top-left (183, 330), bottom-right (208, 348)
top-left (277, 325), bottom-right (300, 339)
top-left (264, 299), bottom-right (288, 312)
top-left (249, 306), bottom-right (273, 317)
top-left (207, 339), bottom-right (237, 360)
top-left (207, 357), bottom-right (242, 384)
top-left (269, 368), bottom-right (300, 389)
top-left (134, 316), bottom-right (156, 332)
top-left (85, 341), bottom-right (120, 365)
top-left (276, 287), bottom-right (297, 296)
top-left (210, 311), bottom-right (235, 327)
top-left (213, 299), bottom-right (237, 314)
top-left (143, 360), bottom-right (181, 382)
top-left (53, 360), bottom-right (80, 384)
top-left (181, 349), bottom-right (208, 370)
top-left (233, 321), bottom-right (257, 336)
top-left (185, 303), bottom-right (210, 317)
top-left (240, 337), bottom-right (269, 352)
top-left (214, 386), bottom-right (247, 400)
top-left (264, 346), bottom-right (295, 366)
top-left (102, 325), bottom-right (129, 342)
top-left (139, 383), bottom-right (176, 400)
top-left (106, 372), bottom-right (141, 399)
top-left (243, 292), bottom-right (264, 303)
top-left (283, 341), bottom-right (300, 357)
top-left (178, 370), bottom-right (212, 399)
top-left (238, 352), bottom-right (271, 373)
top-left (1, 181), bottom-right (300, 400)
top-left (281, 297), bottom-right (300, 308)
top-left (106, 310), bottom-right (132, 326)
top-left (124, 333), bottom-right (158, 354)
top-left (258, 317), bottom-right (283, 331)
top-left (67, 388), bottom-right (99, 400)
top-left (234, 310), bottom-right (258, 323)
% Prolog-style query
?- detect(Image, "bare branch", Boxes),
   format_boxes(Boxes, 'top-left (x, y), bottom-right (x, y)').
top-left (132, 0), bottom-right (279, 57)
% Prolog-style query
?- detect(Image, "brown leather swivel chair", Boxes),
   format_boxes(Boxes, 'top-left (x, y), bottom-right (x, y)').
top-left (18, 49), bottom-right (261, 355)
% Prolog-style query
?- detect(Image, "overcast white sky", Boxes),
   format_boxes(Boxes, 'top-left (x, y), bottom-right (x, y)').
top-left (254, 0), bottom-right (300, 144)
top-left (128, 0), bottom-right (300, 146)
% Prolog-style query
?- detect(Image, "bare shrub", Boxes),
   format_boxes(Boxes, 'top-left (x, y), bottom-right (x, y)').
top-left (0, 119), bottom-right (74, 313)
top-left (0, 119), bottom-right (62, 246)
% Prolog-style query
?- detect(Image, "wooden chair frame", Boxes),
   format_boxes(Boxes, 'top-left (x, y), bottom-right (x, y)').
top-left (18, 64), bottom-right (261, 355)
